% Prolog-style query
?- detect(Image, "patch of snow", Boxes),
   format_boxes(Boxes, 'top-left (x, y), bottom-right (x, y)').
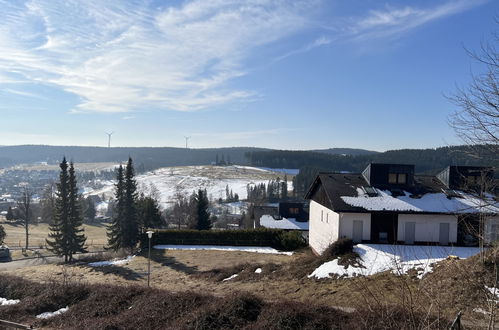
top-left (0, 297), bottom-right (20, 306)
top-left (309, 244), bottom-right (480, 279)
top-left (260, 215), bottom-right (308, 230)
top-left (341, 189), bottom-right (499, 214)
top-left (473, 307), bottom-right (490, 315)
top-left (222, 274), bottom-right (239, 281)
top-left (88, 255), bottom-right (135, 267)
top-left (485, 286), bottom-right (499, 301)
top-left (153, 245), bottom-right (293, 255)
top-left (255, 268), bottom-right (262, 274)
top-left (36, 307), bottom-right (69, 319)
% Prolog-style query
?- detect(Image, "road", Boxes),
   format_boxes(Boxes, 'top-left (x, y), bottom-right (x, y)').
top-left (0, 252), bottom-right (104, 271)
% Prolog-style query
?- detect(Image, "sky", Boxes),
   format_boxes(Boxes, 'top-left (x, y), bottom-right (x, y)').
top-left (0, 0), bottom-right (497, 151)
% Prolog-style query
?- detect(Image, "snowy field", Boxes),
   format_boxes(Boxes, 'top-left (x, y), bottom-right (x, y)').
top-left (154, 244), bottom-right (294, 255)
top-left (84, 165), bottom-right (294, 209)
top-left (309, 244), bottom-right (481, 279)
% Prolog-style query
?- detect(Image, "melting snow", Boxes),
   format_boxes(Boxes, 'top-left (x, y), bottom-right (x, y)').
top-left (222, 274), bottom-right (239, 281)
top-left (0, 297), bottom-right (20, 306)
top-left (88, 255), bottom-right (135, 267)
top-left (153, 245), bottom-right (293, 255)
top-left (309, 244), bottom-right (480, 279)
top-left (36, 307), bottom-right (69, 319)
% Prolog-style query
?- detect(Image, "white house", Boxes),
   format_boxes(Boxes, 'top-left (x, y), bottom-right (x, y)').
top-left (305, 163), bottom-right (499, 255)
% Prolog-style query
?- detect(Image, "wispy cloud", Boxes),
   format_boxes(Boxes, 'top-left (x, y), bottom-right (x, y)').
top-left (0, 0), bottom-right (317, 113)
top-left (347, 0), bottom-right (487, 41)
top-left (275, 36), bottom-right (332, 62)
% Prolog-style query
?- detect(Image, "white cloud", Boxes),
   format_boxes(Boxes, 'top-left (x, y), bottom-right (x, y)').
top-left (0, 0), bottom-right (316, 113)
top-left (348, 0), bottom-right (487, 40)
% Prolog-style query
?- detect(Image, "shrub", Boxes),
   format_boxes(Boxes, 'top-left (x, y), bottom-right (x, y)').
top-left (322, 238), bottom-right (354, 260)
top-left (141, 228), bottom-right (305, 251)
top-left (277, 231), bottom-right (307, 251)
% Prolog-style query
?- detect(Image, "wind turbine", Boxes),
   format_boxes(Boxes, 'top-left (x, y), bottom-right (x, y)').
top-left (184, 136), bottom-right (191, 149)
top-left (106, 132), bottom-right (114, 148)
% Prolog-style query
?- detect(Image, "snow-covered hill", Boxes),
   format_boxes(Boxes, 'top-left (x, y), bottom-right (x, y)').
top-left (84, 165), bottom-right (294, 209)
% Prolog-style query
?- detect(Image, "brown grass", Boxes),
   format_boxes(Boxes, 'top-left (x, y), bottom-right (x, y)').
top-left (2, 246), bottom-right (494, 327)
top-left (0, 274), bottom-right (448, 330)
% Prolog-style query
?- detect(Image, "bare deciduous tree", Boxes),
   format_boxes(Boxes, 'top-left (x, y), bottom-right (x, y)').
top-left (449, 26), bottom-right (498, 154)
top-left (17, 186), bottom-right (33, 251)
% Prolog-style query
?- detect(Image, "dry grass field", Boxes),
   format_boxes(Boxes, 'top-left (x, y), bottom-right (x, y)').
top-left (1, 222), bottom-right (108, 249)
top-left (1, 246), bottom-right (495, 327)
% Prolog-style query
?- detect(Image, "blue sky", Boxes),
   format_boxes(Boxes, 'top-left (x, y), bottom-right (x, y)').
top-left (0, 0), bottom-right (497, 151)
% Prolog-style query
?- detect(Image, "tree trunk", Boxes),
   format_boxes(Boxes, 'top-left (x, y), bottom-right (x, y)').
top-left (24, 215), bottom-right (29, 251)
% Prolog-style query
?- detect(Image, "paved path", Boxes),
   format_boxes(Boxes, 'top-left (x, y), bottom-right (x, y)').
top-left (0, 252), bottom-right (104, 271)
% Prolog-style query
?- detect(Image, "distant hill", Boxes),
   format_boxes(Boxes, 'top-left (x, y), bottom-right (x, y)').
top-left (0, 145), bottom-right (268, 171)
top-left (245, 145), bottom-right (498, 175)
top-left (311, 148), bottom-right (379, 156)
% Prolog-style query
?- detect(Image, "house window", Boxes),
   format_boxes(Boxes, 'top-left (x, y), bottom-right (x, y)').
top-left (321, 210), bottom-right (323, 222)
top-left (289, 208), bottom-right (299, 215)
top-left (389, 173), bottom-right (407, 184)
top-left (326, 213), bottom-right (329, 223)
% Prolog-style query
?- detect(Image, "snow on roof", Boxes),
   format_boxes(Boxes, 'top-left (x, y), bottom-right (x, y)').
top-left (260, 215), bottom-right (309, 230)
top-left (341, 188), bottom-right (499, 214)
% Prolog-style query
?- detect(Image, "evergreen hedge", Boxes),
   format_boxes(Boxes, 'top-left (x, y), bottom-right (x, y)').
top-left (140, 228), bottom-right (306, 251)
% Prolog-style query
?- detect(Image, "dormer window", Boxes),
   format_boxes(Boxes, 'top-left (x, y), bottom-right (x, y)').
top-left (388, 173), bottom-right (407, 184)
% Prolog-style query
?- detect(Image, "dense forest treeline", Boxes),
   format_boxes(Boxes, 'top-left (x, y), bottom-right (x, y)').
top-left (0, 145), bottom-right (268, 170)
top-left (246, 145), bottom-right (499, 174)
top-left (0, 145), bottom-right (380, 170)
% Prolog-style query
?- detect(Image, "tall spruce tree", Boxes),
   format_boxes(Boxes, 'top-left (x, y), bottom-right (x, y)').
top-left (123, 158), bottom-right (139, 253)
top-left (196, 189), bottom-right (211, 230)
top-left (68, 162), bottom-right (87, 261)
top-left (107, 165), bottom-right (126, 251)
top-left (46, 158), bottom-right (86, 263)
top-left (107, 158), bottom-right (140, 253)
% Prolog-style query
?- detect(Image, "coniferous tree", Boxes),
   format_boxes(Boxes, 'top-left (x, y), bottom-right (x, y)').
top-left (0, 224), bottom-right (5, 244)
top-left (196, 189), bottom-right (211, 230)
top-left (138, 194), bottom-right (163, 231)
top-left (67, 162), bottom-right (87, 261)
top-left (123, 158), bottom-right (140, 253)
top-left (46, 158), bottom-right (86, 263)
top-left (107, 165), bottom-right (125, 251)
top-left (281, 174), bottom-right (288, 200)
top-left (6, 207), bottom-right (13, 221)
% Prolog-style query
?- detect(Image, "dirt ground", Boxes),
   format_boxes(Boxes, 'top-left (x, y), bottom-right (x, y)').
top-left (1, 248), bottom-right (392, 311)
top-left (1, 246), bottom-right (493, 326)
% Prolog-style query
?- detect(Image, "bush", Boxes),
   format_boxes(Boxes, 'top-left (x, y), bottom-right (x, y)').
top-left (277, 231), bottom-right (307, 251)
top-left (322, 238), bottom-right (354, 260)
top-left (141, 228), bottom-right (305, 251)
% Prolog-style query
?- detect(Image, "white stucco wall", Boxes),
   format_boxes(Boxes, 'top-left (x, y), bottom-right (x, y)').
top-left (397, 214), bottom-right (458, 243)
top-left (309, 200), bottom-right (340, 254)
top-left (338, 213), bottom-right (371, 241)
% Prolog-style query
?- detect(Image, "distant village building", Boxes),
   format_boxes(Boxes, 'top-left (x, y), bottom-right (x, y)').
top-left (258, 202), bottom-right (309, 239)
top-left (305, 163), bottom-right (499, 254)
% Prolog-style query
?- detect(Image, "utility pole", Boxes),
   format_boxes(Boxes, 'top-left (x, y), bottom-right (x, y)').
top-left (106, 132), bottom-right (114, 148)
top-left (184, 136), bottom-right (191, 149)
